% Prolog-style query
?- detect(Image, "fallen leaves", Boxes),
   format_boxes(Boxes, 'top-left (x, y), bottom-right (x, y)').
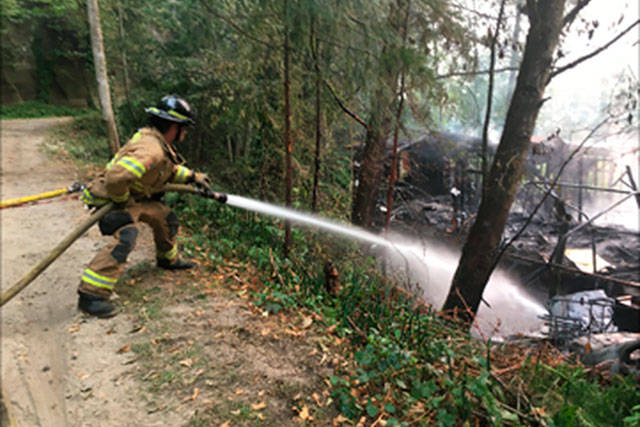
top-left (294, 404), bottom-right (312, 421)
top-left (333, 414), bottom-right (349, 425)
top-left (182, 387), bottom-right (199, 403)
top-left (312, 392), bottom-right (323, 407)
top-left (251, 401), bottom-right (267, 411)
top-left (116, 345), bottom-right (131, 354)
top-left (301, 316), bottom-right (313, 329)
top-left (129, 324), bottom-right (145, 334)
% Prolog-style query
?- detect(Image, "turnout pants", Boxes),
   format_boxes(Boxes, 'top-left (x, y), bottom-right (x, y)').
top-left (78, 200), bottom-right (180, 298)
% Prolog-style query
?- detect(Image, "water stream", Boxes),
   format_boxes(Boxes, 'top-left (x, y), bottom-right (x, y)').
top-left (226, 195), bottom-right (547, 338)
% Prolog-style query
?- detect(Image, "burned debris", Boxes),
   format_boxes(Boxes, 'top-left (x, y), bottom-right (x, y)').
top-left (375, 129), bottom-right (639, 340)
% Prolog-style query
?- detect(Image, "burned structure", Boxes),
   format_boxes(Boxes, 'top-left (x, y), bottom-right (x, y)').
top-left (377, 130), bottom-right (640, 335)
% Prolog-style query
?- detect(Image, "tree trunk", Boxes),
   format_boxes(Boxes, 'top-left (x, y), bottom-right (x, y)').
top-left (506, 5), bottom-right (522, 102)
top-left (311, 18), bottom-right (322, 213)
top-left (351, 98), bottom-right (389, 228)
top-left (385, 0), bottom-right (411, 231)
top-left (116, 0), bottom-right (131, 104)
top-left (481, 0), bottom-right (505, 197)
top-left (86, 0), bottom-right (120, 155)
top-left (283, 0), bottom-right (293, 256)
top-left (442, 0), bottom-right (566, 321)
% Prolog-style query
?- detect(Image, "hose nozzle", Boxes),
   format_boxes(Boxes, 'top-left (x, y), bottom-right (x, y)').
top-left (212, 192), bottom-right (227, 204)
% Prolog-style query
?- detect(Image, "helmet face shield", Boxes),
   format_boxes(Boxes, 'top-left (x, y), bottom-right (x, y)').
top-left (145, 95), bottom-right (196, 125)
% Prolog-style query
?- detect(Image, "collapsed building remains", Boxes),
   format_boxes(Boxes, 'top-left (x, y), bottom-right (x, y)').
top-left (378, 130), bottom-right (640, 335)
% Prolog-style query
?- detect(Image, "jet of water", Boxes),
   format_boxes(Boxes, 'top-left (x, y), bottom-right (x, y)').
top-left (226, 195), bottom-right (390, 247)
top-left (225, 194), bottom-right (547, 337)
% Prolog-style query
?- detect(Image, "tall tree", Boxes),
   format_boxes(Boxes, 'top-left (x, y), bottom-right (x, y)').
top-left (86, 0), bottom-right (119, 154)
top-left (310, 15), bottom-right (322, 213)
top-left (442, 0), bottom-right (567, 320)
top-left (115, 0), bottom-right (131, 104)
top-left (350, 0), bottom-right (468, 228)
top-left (385, 0), bottom-right (411, 231)
top-left (283, 0), bottom-right (294, 256)
top-left (443, 0), bottom-right (640, 322)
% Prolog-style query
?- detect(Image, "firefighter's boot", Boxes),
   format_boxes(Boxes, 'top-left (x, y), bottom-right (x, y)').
top-left (78, 291), bottom-right (116, 318)
top-left (157, 258), bottom-right (194, 270)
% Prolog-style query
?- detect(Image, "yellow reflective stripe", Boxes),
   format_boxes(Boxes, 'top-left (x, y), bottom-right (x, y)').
top-left (158, 244), bottom-right (178, 261)
top-left (117, 156), bottom-right (146, 178)
top-left (81, 188), bottom-right (109, 206)
top-left (81, 269), bottom-right (117, 290)
top-left (168, 109), bottom-right (188, 121)
top-left (130, 131), bottom-right (142, 144)
top-left (106, 156), bottom-right (117, 170)
top-left (131, 181), bottom-right (144, 192)
top-left (111, 191), bottom-right (129, 203)
top-left (172, 166), bottom-right (191, 183)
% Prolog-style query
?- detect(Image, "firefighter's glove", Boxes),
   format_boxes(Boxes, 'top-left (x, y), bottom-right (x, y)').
top-left (193, 172), bottom-right (212, 190)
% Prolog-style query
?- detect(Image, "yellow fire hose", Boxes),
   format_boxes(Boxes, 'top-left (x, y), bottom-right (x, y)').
top-left (0, 184), bottom-right (223, 307)
top-left (0, 182), bottom-right (84, 209)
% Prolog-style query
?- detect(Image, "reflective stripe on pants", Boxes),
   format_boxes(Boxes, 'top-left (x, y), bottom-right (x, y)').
top-left (78, 200), bottom-right (178, 298)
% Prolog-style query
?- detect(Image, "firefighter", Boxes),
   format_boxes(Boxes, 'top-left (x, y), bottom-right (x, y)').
top-left (77, 95), bottom-right (221, 317)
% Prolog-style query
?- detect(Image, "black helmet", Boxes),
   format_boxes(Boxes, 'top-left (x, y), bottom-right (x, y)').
top-left (145, 95), bottom-right (196, 125)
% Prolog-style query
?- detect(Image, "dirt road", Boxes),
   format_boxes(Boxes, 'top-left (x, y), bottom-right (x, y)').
top-left (1, 118), bottom-right (183, 426)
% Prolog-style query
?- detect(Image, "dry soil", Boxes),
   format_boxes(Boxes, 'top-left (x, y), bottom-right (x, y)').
top-left (1, 118), bottom-right (188, 426)
top-left (1, 118), bottom-right (336, 427)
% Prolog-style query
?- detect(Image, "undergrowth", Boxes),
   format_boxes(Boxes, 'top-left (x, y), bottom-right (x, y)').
top-left (0, 101), bottom-right (90, 119)
top-left (171, 192), bottom-right (640, 426)
top-left (57, 114), bottom-right (640, 426)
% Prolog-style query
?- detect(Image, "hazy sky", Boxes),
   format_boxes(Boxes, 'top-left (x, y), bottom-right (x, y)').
top-left (546, 1), bottom-right (638, 116)
top-left (544, 1), bottom-right (639, 230)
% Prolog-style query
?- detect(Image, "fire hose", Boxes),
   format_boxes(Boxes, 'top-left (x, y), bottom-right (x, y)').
top-left (0, 183), bottom-right (226, 307)
top-left (0, 182), bottom-right (85, 209)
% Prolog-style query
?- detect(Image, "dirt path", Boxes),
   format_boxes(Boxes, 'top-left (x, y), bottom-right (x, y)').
top-left (2, 118), bottom-right (340, 427)
top-left (0, 118), bottom-right (184, 426)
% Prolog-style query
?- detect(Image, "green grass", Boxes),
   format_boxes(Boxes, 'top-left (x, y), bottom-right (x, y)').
top-left (0, 101), bottom-right (91, 119)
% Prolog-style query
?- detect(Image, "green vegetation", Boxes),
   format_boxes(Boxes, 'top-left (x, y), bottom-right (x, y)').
top-left (53, 112), bottom-right (640, 425)
top-left (0, 101), bottom-right (91, 119)
top-left (30, 0), bottom-right (639, 420)
top-left (180, 193), bottom-right (640, 425)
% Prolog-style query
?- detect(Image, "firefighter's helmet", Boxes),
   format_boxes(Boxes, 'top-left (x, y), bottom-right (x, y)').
top-left (145, 95), bottom-right (196, 125)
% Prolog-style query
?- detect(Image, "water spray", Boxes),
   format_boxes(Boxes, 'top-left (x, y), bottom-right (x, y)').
top-left (220, 192), bottom-right (548, 338)
top-left (226, 195), bottom-right (389, 247)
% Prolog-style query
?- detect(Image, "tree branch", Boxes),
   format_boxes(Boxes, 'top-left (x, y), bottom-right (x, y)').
top-left (549, 19), bottom-right (640, 81)
top-left (490, 116), bottom-right (610, 272)
top-left (200, 4), bottom-right (279, 49)
top-left (436, 66), bottom-right (518, 79)
top-left (562, 0), bottom-right (591, 28)
top-left (323, 79), bottom-right (369, 129)
top-left (481, 0), bottom-right (506, 197)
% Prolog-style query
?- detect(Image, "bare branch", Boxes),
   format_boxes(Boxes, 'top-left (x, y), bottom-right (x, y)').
top-left (323, 79), bottom-right (369, 129)
top-left (563, 0), bottom-right (591, 29)
top-left (490, 116), bottom-right (611, 272)
top-left (481, 0), bottom-right (506, 198)
top-left (436, 66), bottom-right (518, 79)
top-left (549, 19), bottom-right (640, 81)
top-left (200, 4), bottom-right (279, 49)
